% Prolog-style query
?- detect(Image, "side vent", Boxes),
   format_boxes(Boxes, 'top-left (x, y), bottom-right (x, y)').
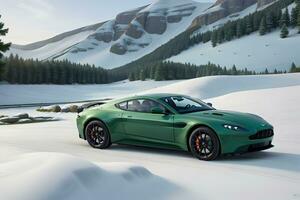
top-left (212, 113), bottom-right (224, 116)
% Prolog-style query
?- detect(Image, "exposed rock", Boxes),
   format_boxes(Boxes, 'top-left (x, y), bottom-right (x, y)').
top-left (18, 119), bottom-right (33, 124)
top-left (214, 0), bottom-right (257, 14)
top-left (126, 24), bottom-right (144, 39)
top-left (116, 6), bottom-right (146, 24)
top-left (191, 0), bottom-right (257, 28)
top-left (135, 12), bottom-right (149, 28)
top-left (110, 43), bottom-right (127, 55)
top-left (14, 113), bottom-right (29, 119)
top-left (0, 117), bottom-right (20, 124)
top-left (32, 117), bottom-right (55, 122)
top-left (257, 0), bottom-right (276, 8)
top-left (145, 15), bottom-right (167, 34)
top-left (37, 105), bottom-right (61, 113)
top-left (92, 32), bottom-right (114, 43)
top-left (167, 15), bottom-right (182, 23)
top-left (61, 105), bottom-right (78, 113)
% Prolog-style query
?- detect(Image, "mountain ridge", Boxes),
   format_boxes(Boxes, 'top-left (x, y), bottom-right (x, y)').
top-left (7, 0), bottom-right (297, 71)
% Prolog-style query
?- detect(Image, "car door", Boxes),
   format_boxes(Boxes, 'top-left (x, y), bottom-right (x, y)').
top-left (122, 99), bottom-right (174, 142)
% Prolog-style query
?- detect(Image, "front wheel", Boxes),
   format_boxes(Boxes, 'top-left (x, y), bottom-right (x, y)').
top-left (85, 120), bottom-right (111, 149)
top-left (189, 127), bottom-right (220, 161)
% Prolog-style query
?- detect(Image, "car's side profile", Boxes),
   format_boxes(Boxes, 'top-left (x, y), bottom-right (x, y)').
top-left (76, 94), bottom-right (274, 161)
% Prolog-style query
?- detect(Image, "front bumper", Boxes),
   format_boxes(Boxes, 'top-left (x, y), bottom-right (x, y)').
top-left (219, 128), bottom-right (274, 154)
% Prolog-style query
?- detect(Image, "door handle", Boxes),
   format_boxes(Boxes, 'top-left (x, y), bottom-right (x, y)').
top-left (126, 115), bottom-right (133, 118)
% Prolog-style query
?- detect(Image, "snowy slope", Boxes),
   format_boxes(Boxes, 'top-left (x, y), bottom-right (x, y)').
top-left (0, 80), bottom-right (179, 105)
top-left (169, 28), bottom-right (300, 71)
top-left (143, 73), bottom-right (300, 99)
top-left (55, 1), bottom-right (212, 68)
top-left (0, 79), bottom-right (300, 200)
top-left (7, 0), bottom-right (212, 69)
top-left (8, 30), bottom-right (94, 60)
top-left (1, 73), bottom-right (300, 105)
top-left (0, 153), bottom-right (179, 200)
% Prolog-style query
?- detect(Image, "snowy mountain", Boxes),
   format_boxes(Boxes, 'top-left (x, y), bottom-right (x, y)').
top-left (6, 0), bottom-right (299, 71)
top-left (8, 0), bottom-right (212, 68)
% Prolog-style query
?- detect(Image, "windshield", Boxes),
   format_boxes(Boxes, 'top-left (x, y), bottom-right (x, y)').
top-left (160, 96), bottom-right (214, 114)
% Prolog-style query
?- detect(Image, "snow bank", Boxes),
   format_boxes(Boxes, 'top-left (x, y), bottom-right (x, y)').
top-left (0, 80), bottom-right (179, 105)
top-left (170, 29), bottom-right (300, 71)
top-left (0, 153), bottom-right (178, 200)
top-left (143, 73), bottom-right (300, 99)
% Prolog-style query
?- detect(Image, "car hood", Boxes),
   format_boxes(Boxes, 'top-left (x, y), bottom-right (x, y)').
top-left (187, 110), bottom-right (272, 131)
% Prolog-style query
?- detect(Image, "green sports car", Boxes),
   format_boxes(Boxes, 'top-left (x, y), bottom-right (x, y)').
top-left (76, 94), bottom-right (274, 161)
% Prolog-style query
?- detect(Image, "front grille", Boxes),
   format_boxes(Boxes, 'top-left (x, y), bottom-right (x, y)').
top-left (249, 129), bottom-right (274, 140)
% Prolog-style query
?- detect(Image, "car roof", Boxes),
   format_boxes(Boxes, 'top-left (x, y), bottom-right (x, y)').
top-left (114, 93), bottom-right (187, 102)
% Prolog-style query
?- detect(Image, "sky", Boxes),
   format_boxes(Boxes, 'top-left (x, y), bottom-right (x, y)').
top-left (0, 0), bottom-right (214, 45)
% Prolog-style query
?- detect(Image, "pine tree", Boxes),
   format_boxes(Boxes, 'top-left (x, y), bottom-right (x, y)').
top-left (154, 64), bottom-right (164, 81)
top-left (236, 20), bottom-right (243, 38)
top-left (280, 8), bottom-right (290, 27)
top-left (128, 72), bottom-right (134, 81)
top-left (259, 17), bottom-right (267, 35)
top-left (211, 31), bottom-right (218, 47)
top-left (277, 9), bottom-right (282, 27)
top-left (232, 65), bottom-right (238, 75)
top-left (280, 24), bottom-right (289, 38)
top-left (298, 8), bottom-right (300, 33)
top-left (0, 15), bottom-right (11, 81)
top-left (291, 7), bottom-right (298, 27)
top-left (290, 62), bottom-right (297, 73)
top-left (246, 16), bottom-right (253, 34)
top-left (266, 13), bottom-right (274, 32)
top-left (140, 69), bottom-right (146, 81)
top-left (265, 68), bottom-right (269, 74)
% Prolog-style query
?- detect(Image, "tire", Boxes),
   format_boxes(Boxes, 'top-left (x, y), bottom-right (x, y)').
top-left (189, 127), bottom-right (220, 161)
top-left (85, 120), bottom-right (111, 149)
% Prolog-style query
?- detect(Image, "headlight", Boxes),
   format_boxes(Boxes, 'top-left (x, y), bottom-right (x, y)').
top-left (223, 124), bottom-right (246, 131)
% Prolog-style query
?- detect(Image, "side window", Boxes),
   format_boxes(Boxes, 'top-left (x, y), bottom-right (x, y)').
top-left (117, 101), bottom-right (127, 110)
top-left (125, 99), bottom-right (166, 113)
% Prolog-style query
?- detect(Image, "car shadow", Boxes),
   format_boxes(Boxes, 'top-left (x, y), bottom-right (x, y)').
top-left (109, 144), bottom-right (193, 159)
top-left (217, 151), bottom-right (300, 173)
top-left (87, 143), bottom-right (300, 173)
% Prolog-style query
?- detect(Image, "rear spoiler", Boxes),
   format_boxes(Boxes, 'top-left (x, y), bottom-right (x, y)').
top-left (77, 102), bottom-right (107, 113)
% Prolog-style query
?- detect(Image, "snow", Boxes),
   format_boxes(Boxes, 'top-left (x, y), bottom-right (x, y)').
top-left (1, 73), bottom-right (300, 200)
top-left (169, 28), bottom-right (300, 71)
top-left (7, 31), bottom-right (94, 60)
top-left (193, 3), bottom-right (258, 35)
top-left (7, 1), bottom-right (212, 69)
top-left (57, 1), bottom-right (212, 69)
top-left (0, 80), bottom-right (179, 105)
top-left (2, 73), bottom-right (300, 105)
top-left (0, 153), bottom-right (179, 200)
top-left (143, 73), bottom-right (300, 99)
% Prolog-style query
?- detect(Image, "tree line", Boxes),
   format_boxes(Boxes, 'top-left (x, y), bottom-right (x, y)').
top-left (2, 54), bottom-right (111, 84)
top-left (114, 0), bottom-right (298, 79)
top-left (128, 61), bottom-right (289, 82)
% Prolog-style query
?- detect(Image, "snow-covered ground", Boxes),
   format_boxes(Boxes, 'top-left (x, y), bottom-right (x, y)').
top-left (0, 80), bottom-right (179, 105)
top-left (170, 28), bottom-right (300, 71)
top-left (2, 73), bottom-right (300, 105)
top-left (1, 73), bottom-right (300, 200)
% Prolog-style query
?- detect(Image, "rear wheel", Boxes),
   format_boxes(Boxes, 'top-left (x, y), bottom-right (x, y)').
top-left (85, 120), bottom-right (111, 149)
top-left (189, 127), bottom-right (220, 161)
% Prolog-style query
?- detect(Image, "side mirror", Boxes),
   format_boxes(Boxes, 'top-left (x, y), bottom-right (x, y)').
top-left (151, 107), bottom-right (166, 115)
top-left (207, 102), bottom-right (213, 107)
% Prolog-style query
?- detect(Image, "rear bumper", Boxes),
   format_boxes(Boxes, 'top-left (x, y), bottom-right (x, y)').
top-left (76, 116), bottom-right (85, 140)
